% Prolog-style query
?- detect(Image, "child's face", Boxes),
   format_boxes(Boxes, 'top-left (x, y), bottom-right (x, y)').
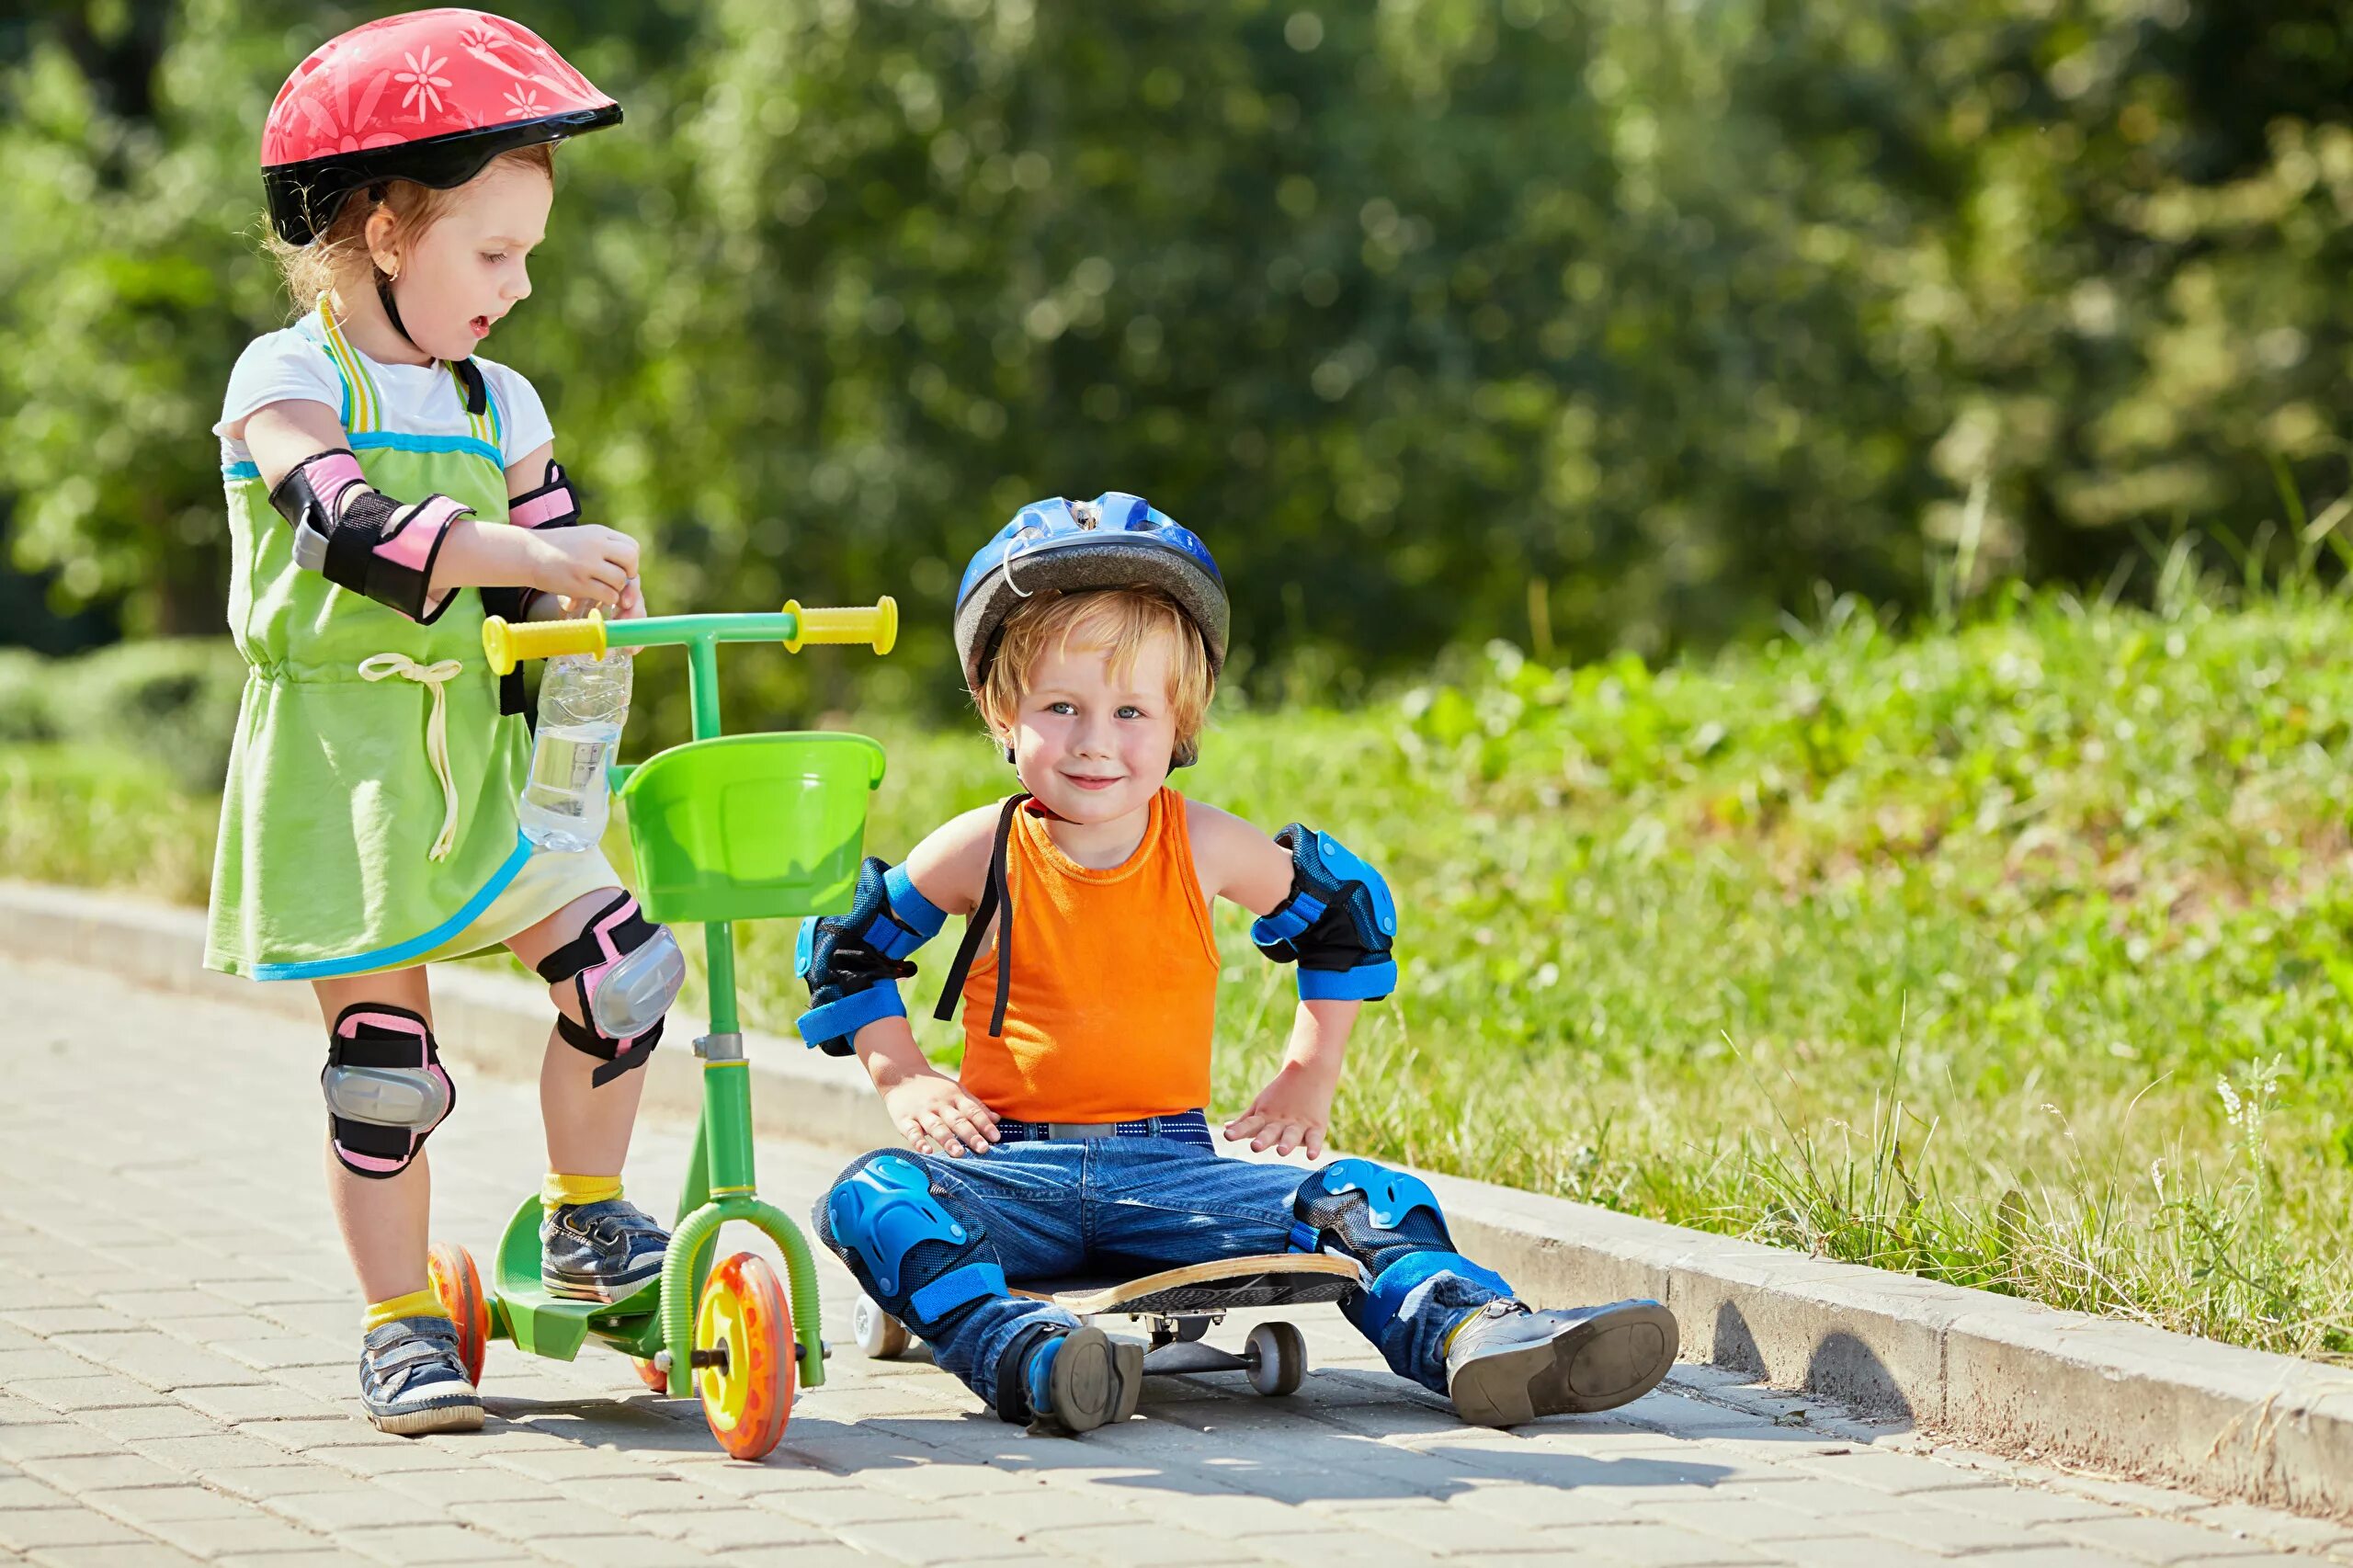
top-left (1006, 630), bottom-right (1183, 824)
top-left (371, 160), bottom-right (551, 363)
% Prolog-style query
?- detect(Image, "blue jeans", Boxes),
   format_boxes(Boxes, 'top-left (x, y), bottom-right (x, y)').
top-left (815, 1132), bottom-right (1513, 1413)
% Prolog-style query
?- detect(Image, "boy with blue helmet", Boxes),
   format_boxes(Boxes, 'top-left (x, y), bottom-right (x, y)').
top-left (801, 493), bottom-right (1678, 1434)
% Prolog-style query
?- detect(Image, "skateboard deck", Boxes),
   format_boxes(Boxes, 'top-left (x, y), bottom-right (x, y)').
top-left (1016, 1253), bottom-right (1361, 1316)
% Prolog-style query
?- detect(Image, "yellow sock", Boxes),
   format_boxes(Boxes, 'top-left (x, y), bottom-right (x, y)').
top-left (542, 1171), bottom-right (623, 1216)
top-left (364, 1287), bottom-right (449, 1332)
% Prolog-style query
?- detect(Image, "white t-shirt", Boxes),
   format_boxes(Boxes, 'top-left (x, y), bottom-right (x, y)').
top-left (215, 313), bottom-right (553, 478)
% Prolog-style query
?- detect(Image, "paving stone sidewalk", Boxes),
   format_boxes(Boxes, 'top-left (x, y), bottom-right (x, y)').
top-left (3, 952), bottom-right (2348, 1568)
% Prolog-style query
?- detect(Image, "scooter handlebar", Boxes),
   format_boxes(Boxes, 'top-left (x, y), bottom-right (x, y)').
top-left (482, 609), bottom-right (607, 676)
top-left (782, 597), bottom-right (897, 655)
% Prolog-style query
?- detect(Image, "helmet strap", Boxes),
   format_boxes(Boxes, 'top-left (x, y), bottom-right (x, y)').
top-left (365, 187), bottom-right (426, 364)
top-left (375, 269), bottom-right (422, 360)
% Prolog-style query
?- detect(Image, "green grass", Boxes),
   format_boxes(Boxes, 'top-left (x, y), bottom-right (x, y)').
top-left (11, 577), bottom-right (2353, 1361)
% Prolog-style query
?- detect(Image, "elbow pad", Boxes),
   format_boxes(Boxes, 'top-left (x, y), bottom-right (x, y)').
top-left (1251, 825), bottom-right (1399, 1002)
top-left (268, 448), bottom-right (467, 624)
top-left (795, 857), bottom-right (948, 1056)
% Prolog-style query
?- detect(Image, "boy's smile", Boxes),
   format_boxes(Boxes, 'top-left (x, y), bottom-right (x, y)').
top-left (1007, 630), bottom-right (1183, 857)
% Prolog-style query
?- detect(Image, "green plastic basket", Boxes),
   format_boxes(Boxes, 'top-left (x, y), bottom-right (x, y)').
top-left (616, 733), bottom-right (886, 925)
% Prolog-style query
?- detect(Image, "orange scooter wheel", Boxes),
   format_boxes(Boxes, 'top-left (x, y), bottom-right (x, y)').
top-left (695, 1252), bottom-right (794, 1460)
top-left (426, 1241), bottom-right (489, 1388)
top-left (631, 1358), bottom-right (668, 1392)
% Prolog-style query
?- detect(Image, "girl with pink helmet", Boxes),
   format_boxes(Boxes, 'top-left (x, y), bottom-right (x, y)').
top-left (212, 10), bottom-right (675, 1435)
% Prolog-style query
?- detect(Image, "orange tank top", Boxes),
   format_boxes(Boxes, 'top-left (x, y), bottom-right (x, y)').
top-left (958, 788), bottom-right (1222, 1122)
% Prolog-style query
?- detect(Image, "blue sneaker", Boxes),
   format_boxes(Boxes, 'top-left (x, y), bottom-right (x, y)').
top-left (541, 1199), bottom-right (668, 1302)
top-left (359, 1316), bottom-right (483, 1436)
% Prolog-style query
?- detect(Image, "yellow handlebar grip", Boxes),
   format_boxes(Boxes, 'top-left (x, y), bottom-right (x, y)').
top-left (780, 597), bottom-right (897, 656)
top-left (482, 610), bottom-right (607, 676)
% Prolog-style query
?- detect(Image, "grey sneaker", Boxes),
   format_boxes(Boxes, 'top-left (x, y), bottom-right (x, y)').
top-left (541, 1199), bottom-right (668, 1302)
top-left (1444, 1298), bottom-right (1677, 1426)
top-left (359, 1316), bottom-right (483, 1436)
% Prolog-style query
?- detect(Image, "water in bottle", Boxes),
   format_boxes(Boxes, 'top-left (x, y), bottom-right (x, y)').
top-left (518, 650), bottom-right (632, 852)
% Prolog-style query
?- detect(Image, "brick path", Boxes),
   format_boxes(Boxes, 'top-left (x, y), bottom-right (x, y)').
top-left (3, 951), bottom-right (2347, 1566)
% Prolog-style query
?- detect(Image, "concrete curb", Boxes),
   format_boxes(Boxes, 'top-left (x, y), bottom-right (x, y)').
top-left (9, 878), bottom-right (2351, 1518)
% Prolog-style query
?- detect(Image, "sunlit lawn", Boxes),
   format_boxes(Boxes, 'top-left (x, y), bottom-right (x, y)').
top-left (11, 578), bottom-right (2353, 1361)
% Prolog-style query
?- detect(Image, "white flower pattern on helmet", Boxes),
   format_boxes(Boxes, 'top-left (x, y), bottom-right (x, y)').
top-left (396, 49), bottom-right (451, 121)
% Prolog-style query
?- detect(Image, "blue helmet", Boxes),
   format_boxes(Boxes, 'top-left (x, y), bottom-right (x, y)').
top-left (952, 492), bottom-right (1229, 692)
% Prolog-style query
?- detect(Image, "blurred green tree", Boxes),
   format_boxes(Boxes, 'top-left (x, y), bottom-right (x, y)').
top-left (5, 0), bottom-right (2349, 700)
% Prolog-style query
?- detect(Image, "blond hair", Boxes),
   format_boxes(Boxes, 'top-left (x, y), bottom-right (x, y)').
top-left (265, 144), bottom-right (556, 315)
top-left (975, 586), bottom-right (1213, 753)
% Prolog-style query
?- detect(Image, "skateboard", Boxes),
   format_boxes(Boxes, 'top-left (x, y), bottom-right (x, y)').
top-left (853, 1253), bottom-right (1362, 1396)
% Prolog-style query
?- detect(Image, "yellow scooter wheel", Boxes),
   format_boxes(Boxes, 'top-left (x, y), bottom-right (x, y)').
top-left (426, 1241), bottom-right (488, 1388)
top-left (695, 1252), bottom-right (794, 1460)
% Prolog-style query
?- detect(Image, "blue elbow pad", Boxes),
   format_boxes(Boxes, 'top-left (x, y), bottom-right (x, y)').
top-left (1251, 825), bottom-right (1399, 1003)
top-left (794, 858), bottom-right (948, 1055)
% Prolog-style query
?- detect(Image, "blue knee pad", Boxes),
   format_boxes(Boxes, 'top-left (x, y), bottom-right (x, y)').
top-left (1323, 1158), bottom-right (1443, 1230)
top-left (1290, 1158), bottom-right (1508, 1338)
top-left (825, 1154), bottom-right (1007, 1322)
top-left (1287, 1157), bottom-right (1450, 1256)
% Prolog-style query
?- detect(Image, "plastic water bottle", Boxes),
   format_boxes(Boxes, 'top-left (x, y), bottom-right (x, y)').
top-left (518, 650), bottom-right (631, 852)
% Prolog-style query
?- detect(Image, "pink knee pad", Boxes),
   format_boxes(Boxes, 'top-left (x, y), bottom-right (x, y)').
top-left (534, 892), bottom-right (681, 1086)
top-left (321, 1003), bottom-right (454, 1178)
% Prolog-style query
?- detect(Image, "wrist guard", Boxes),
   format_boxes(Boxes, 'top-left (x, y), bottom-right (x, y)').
top-left (485, 460), bottom-right (586, 713)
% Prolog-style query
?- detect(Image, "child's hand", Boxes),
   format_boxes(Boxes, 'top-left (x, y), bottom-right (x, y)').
top-left (527, 524), bottom-right (638, 607)
top-left (884, 1073), bottom-right (1001, 1158)
top-left (1222, 1062), bottom-right (1336, 1159)
top-left (560, 574), bottom-right (644, 621)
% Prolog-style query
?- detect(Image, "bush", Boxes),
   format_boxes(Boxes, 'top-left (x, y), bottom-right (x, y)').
top-left (0, 649), bottom-right (59, 743)
top-left (51, 640), bottom-right (245, 795)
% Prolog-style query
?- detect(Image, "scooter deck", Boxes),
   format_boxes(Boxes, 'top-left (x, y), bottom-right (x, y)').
top-left (1016, 1253), bottom-right (1361, 1317)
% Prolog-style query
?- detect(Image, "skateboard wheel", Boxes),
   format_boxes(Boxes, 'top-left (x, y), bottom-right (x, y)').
top-left (631, 1357), bottom-right (668, 1393)
top-left (695, 1252), bottom-right (794, 1460)
top-left (852, 1293), bottom-right (911, 1359)
top-left (1245, 1321), bottom-right (1306, 1397)
top-left (426, 1241), bottom-right (488, 1388)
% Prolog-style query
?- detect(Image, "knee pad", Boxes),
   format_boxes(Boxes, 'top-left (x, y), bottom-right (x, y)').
top-left (824, 1153), bottom-right (1006, 1325)
top-left (1290, 1158), bottom-right (1455, 1267)
top-left (323, 1004), bottom-right (453, 1178)
top-left (535, 892), bottom-right (681, 1085)
top-left (1292, 1160), bottom-right (1509, 1338)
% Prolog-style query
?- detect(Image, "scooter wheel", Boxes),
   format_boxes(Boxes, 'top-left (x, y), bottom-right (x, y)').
top-left (426, 1241), bottom-right (488, 1388)
top-left (696, 1252), bottom-right (794, 1460)
top-left (852, 1293), bottom-right (911, 1360)
top-left (1245, 1321), bottom-right (1306, 1397)
top-left (631, 1358), bottom-right (668, 1393)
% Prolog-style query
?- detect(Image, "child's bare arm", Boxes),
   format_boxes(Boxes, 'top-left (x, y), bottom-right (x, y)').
top-left (1188, 803), bottom-right (1364, 1158)
top-left (840, 805), bottom-right (1006, 1156)
top-left (1225, 999), bottom-right (1358, 1159)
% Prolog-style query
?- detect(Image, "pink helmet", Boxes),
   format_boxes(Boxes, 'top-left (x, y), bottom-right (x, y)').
top-left (261, 8), bottom-right (620, 245)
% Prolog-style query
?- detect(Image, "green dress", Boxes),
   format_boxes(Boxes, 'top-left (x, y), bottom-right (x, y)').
top-left (206, 307), bottom-right (576, 981)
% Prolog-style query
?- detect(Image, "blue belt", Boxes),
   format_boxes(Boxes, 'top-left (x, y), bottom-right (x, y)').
top-left (993, 1109), bottom-right (1213, 1147)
